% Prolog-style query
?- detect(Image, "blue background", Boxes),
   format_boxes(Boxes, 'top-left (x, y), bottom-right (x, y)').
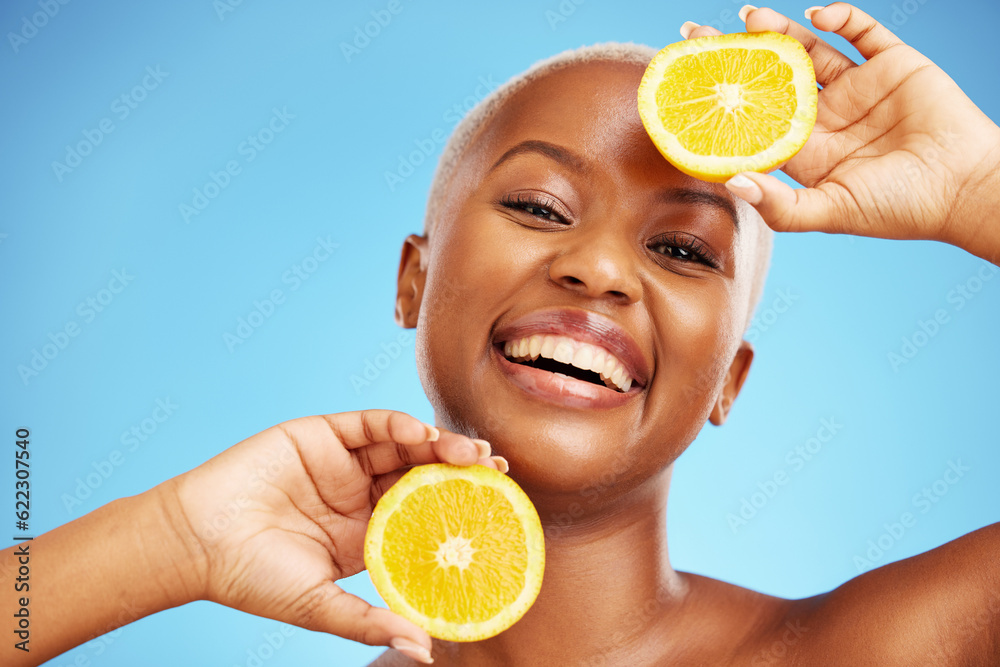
top-left (2, 0), bottom-right (998, 665)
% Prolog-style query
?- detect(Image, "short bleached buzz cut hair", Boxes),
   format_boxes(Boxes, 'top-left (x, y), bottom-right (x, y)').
top-left (422, 41), bottom-right (774, 335)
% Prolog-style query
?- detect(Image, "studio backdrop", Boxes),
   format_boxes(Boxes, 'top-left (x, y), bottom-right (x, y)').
top-left (2, 1), bottom-right (998, 665)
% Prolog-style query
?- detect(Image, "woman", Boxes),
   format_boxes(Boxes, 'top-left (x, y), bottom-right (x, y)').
top-left (4, 3), bottom-right (998, 665)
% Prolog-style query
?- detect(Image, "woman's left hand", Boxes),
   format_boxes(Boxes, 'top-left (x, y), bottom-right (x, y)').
top-left (684, 3), bottom-right (1000, 263)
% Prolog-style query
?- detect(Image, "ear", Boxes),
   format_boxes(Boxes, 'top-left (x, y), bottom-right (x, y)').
top-left (709, 340), bottom-right (754, 426)
top-left (395, 234), bottom-right (429, 328)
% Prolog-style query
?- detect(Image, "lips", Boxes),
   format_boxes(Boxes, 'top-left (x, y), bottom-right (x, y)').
top-left (503, 333), bottom-right (634, 392)
top-left (491, 308), bottom-right (650, 409)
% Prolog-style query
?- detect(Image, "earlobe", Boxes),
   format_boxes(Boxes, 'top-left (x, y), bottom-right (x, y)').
top-left (395, 234), bottom-right (429, 328)
top-left (709, 340), bottom-right (754, 426)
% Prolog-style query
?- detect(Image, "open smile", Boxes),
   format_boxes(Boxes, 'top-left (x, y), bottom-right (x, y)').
top-left (502, 334), bottom-right (633, 392)
top-left (491, 308), bottom-right (649, 409)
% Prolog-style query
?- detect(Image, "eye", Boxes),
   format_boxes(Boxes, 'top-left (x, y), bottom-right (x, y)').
top-left (647, 233), bottom-right (718, 268)
top-left (499, 192), bottom-right (568, 224)
top-left (655, 245), bottom-right (696, 261)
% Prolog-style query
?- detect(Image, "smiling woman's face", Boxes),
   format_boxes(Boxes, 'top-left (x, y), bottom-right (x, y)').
top-left (397, 60), bottom-right (760, 503)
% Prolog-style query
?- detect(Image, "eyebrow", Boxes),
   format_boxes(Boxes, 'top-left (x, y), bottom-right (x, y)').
top-left (658, 187), bottom-right (740, 232)
top-left (489, 139), bottom-right (589, 175)
top-left (488, 139), bottom-right (739, 232)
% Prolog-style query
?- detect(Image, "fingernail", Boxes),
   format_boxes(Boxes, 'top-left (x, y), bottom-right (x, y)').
top-left (472, 438), bottom-right (492, 459)
top-left (390, 637), bottom-right (434, 664)
top-left (738, 5), bottom-right (758, 22)
top-left (725, 173), bottom-right (762, 205)
top-left (423, 424), bottom-right (440, 442)
top-left (804, 6), bottom-right (824, 20)
top-left (679, 21), bottom-right (700, 39)
top-left (490, 456), bottom-right (509, 474)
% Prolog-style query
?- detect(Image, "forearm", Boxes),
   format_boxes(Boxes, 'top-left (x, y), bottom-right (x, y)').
top-left (0, 482), bottom-right (204, 666)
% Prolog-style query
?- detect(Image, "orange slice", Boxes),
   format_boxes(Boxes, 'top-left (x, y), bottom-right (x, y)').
top-left (364, 463), bottom-right (545, 641)
top-left (638, 31), bottom-right (818, 182)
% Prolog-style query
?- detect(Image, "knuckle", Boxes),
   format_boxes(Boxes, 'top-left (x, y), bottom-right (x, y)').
top-left (768, 210), bottom-right (794, 233)
top-left (851, 22), bottom-right (877, 46)
top-left (360, 411), bottom-right (377, 443)
top-left (394, 441), bottom-right (413, 466)
top-left (276, 422), bottom-right (302, 452)
top-left (292, 581), bottom-right (332, 630)
top-left (356, 449), bottom-right (377, 477)
top-left (322, 413), bottom-right (347, 444)
top-left (357, 607), bottom-right (384, 646)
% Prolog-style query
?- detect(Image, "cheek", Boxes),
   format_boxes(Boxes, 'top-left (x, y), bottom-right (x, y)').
top-left (424, 216), bottom-right (528, 323)
top-left (425, 213), bottom-right (549, 320)
top-left (655, 284), bottom-right (740, 420)
top-left (415, 215), bottom-right (535, 411)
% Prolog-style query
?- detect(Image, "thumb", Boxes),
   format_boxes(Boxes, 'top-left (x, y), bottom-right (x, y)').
top-left (295, 581), bottom-right (434, 664)
top-left (724, 171), bottom-right (851, 235)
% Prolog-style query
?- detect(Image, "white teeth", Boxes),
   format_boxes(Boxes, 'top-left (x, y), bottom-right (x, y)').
top-left (553, 340), bottom-right (574, 364)
top-left (501, 333), bottom-right (635, 392)
top-left (528, 335), bottom-right (542, 360)
top-left (572, 346), bottom-right (593, 371)
top-left (590, 349), bottom-right (606, 374)
top-left (603, 355), bottom-right (616, 380)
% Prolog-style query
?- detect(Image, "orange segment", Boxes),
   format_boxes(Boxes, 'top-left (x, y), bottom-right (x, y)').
top-left (365, 464), bottom-right (545, 642)
top-left (638, 31), bottom-right (817, 182)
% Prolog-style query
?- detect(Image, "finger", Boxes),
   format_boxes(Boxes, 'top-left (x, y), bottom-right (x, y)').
top-left (294, 581), bottom-right (433, 663)
top-left (724, 171), bottom-right (854, 234)
top-left (681, 22), bottom-right (724, 39)
top-left (490, 455), bottom-right (509, 473)
top-left (807, 2), bottom-right (905, 62)
top-left (369, 456), bottom-right (508, 503)
top-left (742, 6), bottom-right (857, 86)
top-left (433, 431), bottom-right (492, 465)
top-left (322, 410), bottom-right (438, 451)
top-left (356, 431), bottom-right (490, 477)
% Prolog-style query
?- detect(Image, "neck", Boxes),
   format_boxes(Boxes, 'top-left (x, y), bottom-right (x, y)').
top-left (433, 466), bottom-right (689, 666)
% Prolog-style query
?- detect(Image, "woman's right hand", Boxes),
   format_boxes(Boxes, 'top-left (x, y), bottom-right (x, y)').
top-left (166, 410), bottom-right (504, 664)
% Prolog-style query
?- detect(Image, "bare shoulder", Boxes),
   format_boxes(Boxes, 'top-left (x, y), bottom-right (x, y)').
top-left (798, 523), bottom-right (1000, 665)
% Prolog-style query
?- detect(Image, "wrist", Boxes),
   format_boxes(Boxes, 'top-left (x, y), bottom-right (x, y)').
top-left (943, 132), bottom-right (1000, 264)
top-left (143, 477), bottom-right (211, 606)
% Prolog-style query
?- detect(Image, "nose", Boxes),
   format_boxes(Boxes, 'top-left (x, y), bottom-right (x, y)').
top-left (548, 226), bottom-right (642, 304)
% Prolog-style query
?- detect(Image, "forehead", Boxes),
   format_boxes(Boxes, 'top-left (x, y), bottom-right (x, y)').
top-left (449, 59), bottom-right (740, 217)
top-left (477, 60), bottom-right (663, 180)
